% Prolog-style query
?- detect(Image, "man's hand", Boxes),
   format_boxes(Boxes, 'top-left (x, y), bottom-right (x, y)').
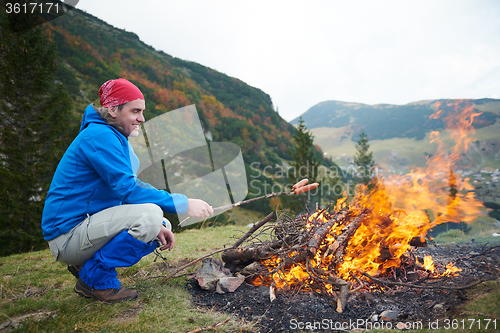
top-left (186, 198), bottom-right (214, 218)
top-left (157, 226), bottom-right (175, 251)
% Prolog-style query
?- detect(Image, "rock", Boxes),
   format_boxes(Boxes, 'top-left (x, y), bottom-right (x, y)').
top-left (240, 262), bottom-right (265, 276)
top-left (195, 258), bottom-right (232, 291)
top-left (433, 303), bottom-right (445, 310)
top-left (380, 310), bottom-right (399, 321)
top-left (216, 274), bottom-right (245, 294)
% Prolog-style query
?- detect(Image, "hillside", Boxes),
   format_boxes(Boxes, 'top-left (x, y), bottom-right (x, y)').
top-left (40, 7), bottom-right (317, 212)
top-left (46, 8), bottom-right (298, 166)
top-left (291, 99), bottom-right (500, 140)
top-left (292, 99), bottom-right (500, 172)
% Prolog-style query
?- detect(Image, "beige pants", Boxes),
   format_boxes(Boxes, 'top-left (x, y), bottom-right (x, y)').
top-left (48, 203), bottom-right (171, 266)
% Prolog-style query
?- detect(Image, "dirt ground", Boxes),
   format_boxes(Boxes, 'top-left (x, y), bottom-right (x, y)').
top-left (188, 244), bottom-right (500, 332)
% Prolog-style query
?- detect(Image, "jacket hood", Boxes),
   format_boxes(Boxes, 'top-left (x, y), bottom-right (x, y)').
top-left (79, 104), bottom-right (107, 133)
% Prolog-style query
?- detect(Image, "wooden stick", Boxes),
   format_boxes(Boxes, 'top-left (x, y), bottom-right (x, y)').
top-left (333, 210), bottom-right (369, 264)
top-left (185, 318), bottom-right (231, 333)
top-left (179, 193), bottom-right (285, 226)
top-left (179, 178), bottom-right (315, 226)
top-left (308, 265), bottom-right (350, 313)
top-left (359, 271), bottom-right (489, 290)
top-left (349, 273), bottom-right (365, 294)
top-left (307, 209), bottom-right (348, 257)
top-left (426, 234), bottom-right (440, 248)
top-left (221, 241), bottom-right (281, 265)
top-left (231, 212), bottom-right (274, 248)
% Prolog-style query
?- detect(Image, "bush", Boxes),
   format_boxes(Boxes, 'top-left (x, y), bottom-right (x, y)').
top-left (434, 229), bottom-right (467, 243)
top-left (488, 209), bottom-right (500, 220)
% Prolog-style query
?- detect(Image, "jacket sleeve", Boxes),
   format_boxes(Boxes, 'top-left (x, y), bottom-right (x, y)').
top-left (79, 129), bottom-right (188, 214)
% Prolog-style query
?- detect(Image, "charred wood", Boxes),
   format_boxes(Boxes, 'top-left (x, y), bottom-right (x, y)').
top-left (307, 209), bottom-right (348, 257)
top-left (410, 236), bottom-right (428, 247)
top-left (333, 209), bottom-right (370, 264)
top-left (221, 241), bottom-right (282, 265)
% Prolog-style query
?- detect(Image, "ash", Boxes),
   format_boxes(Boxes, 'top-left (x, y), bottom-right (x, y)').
top-left (188, 244), bottom-right (500, 333)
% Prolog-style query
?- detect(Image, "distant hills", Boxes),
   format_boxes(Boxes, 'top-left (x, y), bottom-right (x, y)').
top-left (44, 8), bottom-right (500, 188)
top-left (48, 7), bottom-right (296, 170)
top-left (291, 99), bottom-right (500, 141)
top-left (292, 99), bottom-right (500, 172)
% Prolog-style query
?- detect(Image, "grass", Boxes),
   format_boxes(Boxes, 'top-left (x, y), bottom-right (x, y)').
top-left (433, 215), bottom-right (500, 246)
top-left (1, 215), bottom-right (499, 332)
top-left (0, 225), bottom-right (258, 333)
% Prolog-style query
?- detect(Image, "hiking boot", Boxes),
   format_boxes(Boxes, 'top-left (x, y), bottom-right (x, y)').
top-left (67, 265), bottom-right (82, 279)
top-left (74, 278), bottom-right (137, 303)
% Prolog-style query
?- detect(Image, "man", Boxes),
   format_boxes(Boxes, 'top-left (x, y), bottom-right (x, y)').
top-left (41, 78), bottom-right (213, 302)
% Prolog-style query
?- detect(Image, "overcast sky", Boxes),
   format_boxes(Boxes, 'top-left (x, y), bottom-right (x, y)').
top-left (74, 0), bottom-right (500, 122)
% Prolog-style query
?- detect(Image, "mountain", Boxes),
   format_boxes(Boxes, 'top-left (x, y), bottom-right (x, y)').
top-left (292, 99), bottom-right (500, 172)
top-left (47, 8), bottom-right (296, 167)
top-left (291, 99), bottom-right (500, 140)
top-left (41, 7), bottom-right (316, 212)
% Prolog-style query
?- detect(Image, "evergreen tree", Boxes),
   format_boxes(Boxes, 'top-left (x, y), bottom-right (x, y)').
top-left (286, 117), bottom-right (320, 211)
top-left (354, 130), bottom-right (375, 185)
top-left (0, 11), bottom-right (73, 256)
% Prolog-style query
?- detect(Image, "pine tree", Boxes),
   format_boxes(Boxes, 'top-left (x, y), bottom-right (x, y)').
top-left (0, 11), bottom-right (73, 256)
top-left (286, 117), bottom-right (320, 211)
top-left (354, 130), bottom-right (375, 185)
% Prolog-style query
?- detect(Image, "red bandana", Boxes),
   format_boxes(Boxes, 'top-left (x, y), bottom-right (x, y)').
top-left (99, 78), bottom-right (144, 108)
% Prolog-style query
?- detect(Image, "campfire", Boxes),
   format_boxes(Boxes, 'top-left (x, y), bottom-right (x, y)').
top-left (219, 100), bottom-right (485, 312)
top-left (160, 101), bottom-right (494, 331)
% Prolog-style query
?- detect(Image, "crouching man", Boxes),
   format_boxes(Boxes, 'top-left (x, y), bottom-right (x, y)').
top-left (41, 78), bottom-right (213, 302)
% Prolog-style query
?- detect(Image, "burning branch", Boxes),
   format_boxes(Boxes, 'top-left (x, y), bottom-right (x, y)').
top-left (307, 209), bottom-right (348, 257)
top-left (359, 271), bottom-right (489, 291)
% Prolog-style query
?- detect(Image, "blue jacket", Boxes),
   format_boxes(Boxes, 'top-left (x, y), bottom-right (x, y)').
top-left (41, 104), bottom-right (188, 241)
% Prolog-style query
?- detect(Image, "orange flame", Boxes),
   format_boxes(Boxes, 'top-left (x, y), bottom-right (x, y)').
top-left (254, 100), bottom-right (483, 292)
top-left (423, 255), bottom-right (436, 272)
top-left (442, 262), bottom-right (462, 277)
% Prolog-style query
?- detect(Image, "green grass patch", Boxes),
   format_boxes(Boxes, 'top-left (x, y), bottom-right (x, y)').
top-left (433, 216), bottom-right (500, 246)
top-left (0, 225), bottom-right (261, 332)
top-left (1, 219), bottom-right (498, 332)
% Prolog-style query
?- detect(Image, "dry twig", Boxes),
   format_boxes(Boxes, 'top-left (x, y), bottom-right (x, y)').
top-left (185, 318), bottom-right (231, 333)
top-left (359, 271), bottom-right (489, 290)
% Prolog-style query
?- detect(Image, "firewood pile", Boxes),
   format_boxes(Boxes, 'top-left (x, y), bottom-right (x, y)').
top-left (219, 205), bottom-right (484, 313)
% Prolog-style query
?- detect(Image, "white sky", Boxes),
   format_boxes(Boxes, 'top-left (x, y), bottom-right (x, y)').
top-left (74, 0), bottom-right (500, 121)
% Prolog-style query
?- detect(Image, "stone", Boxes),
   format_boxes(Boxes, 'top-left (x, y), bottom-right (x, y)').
top-left (216, 274), bottom-right (245, 294)
top-left (380, 310), bottom-right (399, 321)
top-left (195, 257), bottom-right (232, 291)
top-left (240, 262), bottom-right (265, 276)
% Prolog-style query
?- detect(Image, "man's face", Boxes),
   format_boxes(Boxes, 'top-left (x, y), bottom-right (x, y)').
top-left (109, 99), bottom-right (146, 137)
